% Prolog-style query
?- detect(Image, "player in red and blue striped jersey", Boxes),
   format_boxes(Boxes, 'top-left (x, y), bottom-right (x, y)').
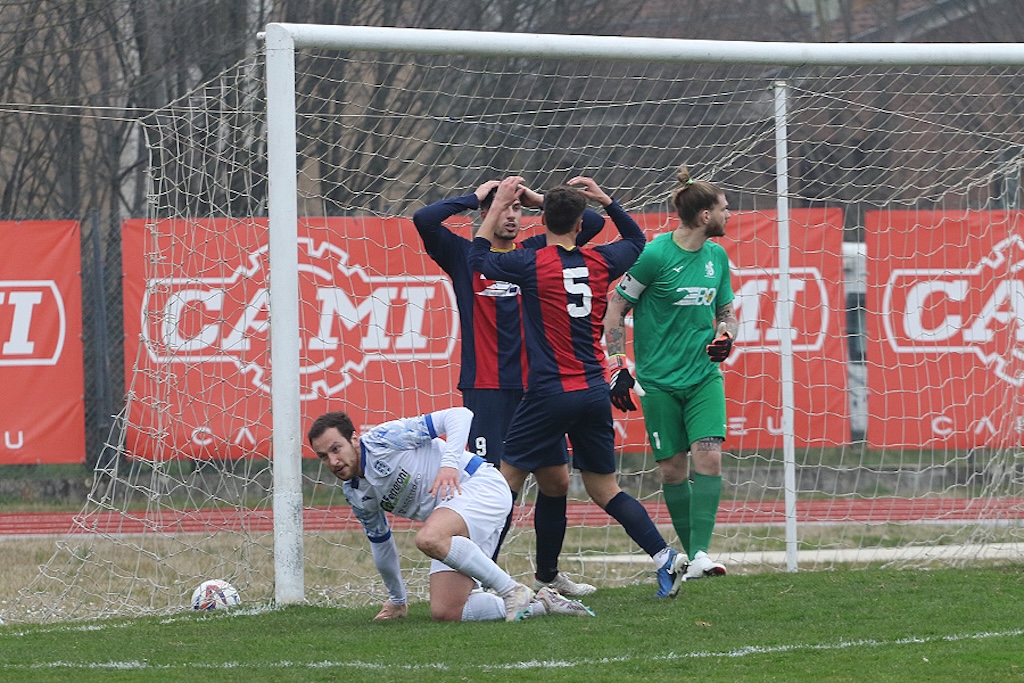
top-left (413, 181), bottom-right (606, 466)
top-left (414, 181), bottom-right (605, 596)
top-left (469, 176), bottom-right (689, 599)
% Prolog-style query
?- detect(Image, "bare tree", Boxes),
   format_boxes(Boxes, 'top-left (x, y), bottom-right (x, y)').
top-left (1, 0), bottom-right (1023, 225)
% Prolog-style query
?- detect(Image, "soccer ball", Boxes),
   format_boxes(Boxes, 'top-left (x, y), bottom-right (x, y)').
top-left (190, 579), bottom-right (241, 611)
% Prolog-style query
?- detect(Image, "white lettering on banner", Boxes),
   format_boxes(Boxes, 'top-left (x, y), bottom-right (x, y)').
top-left (4, 431), bottom-right (24, 449)
top-left (0, 281), bottom-right (65, 366)
top-left (308, 285), bottom-right (437, 352)
top-left (190, 427), bottom-right (259, 447)
top-left (726, 416), bottom-right (749, 437)
top-left (142, 238), bottom-right (457, 400)
top-left (931, 414), bottom-right (1000, 439)
top-left (883, 235), bottom-right (1024, 387)
top-left (731, 267), bottom-right (829, 359)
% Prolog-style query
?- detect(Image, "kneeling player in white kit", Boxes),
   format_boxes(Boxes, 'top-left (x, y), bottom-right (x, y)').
top-left (308, 406), bottom-right (594, 622)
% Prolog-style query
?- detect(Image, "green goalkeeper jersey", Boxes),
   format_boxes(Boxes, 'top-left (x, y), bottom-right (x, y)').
top-left (615, 232), bottom-right (734, 390)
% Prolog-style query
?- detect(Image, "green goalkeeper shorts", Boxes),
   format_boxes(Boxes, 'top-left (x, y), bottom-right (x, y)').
top-left (639, 372), bottom-right (726, 461)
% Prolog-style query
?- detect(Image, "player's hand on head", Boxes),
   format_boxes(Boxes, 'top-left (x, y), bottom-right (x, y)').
top-left (566, 176), bottom-right (612, 206)
top-left (374, 600), bottom-right (408, 620)
top-left (705, 322), bottom-right (734, 363)
top-left (475, 179), bottom-right (500, 202)
top-left (519, 185), bottom-right (544, 209)
top-left (429, 466), bottom-right (463, 500)
top-left (494, 175), bottom-right (525, 205)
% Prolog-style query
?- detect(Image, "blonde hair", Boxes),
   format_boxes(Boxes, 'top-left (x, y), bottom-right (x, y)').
top-left (670, 165), bottom-right (722, 226)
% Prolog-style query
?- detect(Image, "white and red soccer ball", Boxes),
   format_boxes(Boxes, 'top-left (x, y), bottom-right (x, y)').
top-left (190, 579), bottom-right (241, 611)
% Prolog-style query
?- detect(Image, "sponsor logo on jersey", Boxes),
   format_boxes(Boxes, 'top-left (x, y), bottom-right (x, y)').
top-left (705, 261), bottom-right (715, 278)
top-left (672, 287), bottom-right (717, 307)
top-left (380, 468), bottom-right (413, 512)
top-left (476, 277), bottom-right (520, 297)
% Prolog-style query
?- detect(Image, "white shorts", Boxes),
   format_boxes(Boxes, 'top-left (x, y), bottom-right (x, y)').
top-left (429, 459), bottom-right (512, 575)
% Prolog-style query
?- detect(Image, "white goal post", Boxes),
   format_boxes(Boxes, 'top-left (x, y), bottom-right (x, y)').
top-left (10, 24), bottom-right (1024, 624)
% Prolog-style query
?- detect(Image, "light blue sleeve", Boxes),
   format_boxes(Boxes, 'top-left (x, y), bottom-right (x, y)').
top-left (360, 416), bottom-right (433, 458)
top-left (343, 481), bottom-right (406, 605)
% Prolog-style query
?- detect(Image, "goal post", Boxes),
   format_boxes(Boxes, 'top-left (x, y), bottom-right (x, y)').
top-left (9, 24), bottom-right (1024, 624)
top-left (262, 24), bottom-right (1024, 597)
top-left (264, 23), bottom-right (304, 607)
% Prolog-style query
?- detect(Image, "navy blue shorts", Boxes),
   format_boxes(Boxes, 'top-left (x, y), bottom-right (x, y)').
top-left (502, 386), bottom-right (615, 475)
top-left (462, 388), bottom-right (522, 466)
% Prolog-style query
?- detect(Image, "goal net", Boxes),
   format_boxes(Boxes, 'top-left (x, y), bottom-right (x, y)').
top-left (11, 26), bottom-right (1024, 622)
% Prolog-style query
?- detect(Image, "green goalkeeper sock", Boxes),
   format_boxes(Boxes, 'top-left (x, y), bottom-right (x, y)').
top-left (689, 472), bottom-right (722, 556)
top-left (661, 480), bottom-right (691, 559)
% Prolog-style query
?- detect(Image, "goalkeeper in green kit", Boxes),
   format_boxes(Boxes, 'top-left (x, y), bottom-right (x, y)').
top-left (603, 164), bottom-right (737, 581)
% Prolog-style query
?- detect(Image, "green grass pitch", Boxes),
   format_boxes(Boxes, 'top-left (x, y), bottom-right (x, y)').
top-left (2, 566), bottom-right (1022, 683)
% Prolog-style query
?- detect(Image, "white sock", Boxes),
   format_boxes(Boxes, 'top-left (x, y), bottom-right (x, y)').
top-left (444, 535), bottom-right (518, 595)
top-left (461, 590), bottom-right (506, 622)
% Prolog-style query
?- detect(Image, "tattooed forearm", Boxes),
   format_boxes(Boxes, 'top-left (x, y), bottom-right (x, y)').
top-left (604, 289), bottom-right (633, 356)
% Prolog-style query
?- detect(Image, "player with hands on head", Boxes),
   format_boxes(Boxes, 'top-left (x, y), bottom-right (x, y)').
top-left (413, 178), bottom-right (605, 596)
top-left (470, 175), bottom-right (689, 599)
top-left (412, 178), bottom-right (606, 470)
top-left (307, 406), bottom-right (594, 623)
top-left (604, 164), bottom-right (737, 582)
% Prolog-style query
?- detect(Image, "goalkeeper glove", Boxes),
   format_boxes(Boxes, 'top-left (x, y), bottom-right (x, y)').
top-left (705, 324), bottom-right (734, 363)
top-left (608, 354), bottom-right (638, 411)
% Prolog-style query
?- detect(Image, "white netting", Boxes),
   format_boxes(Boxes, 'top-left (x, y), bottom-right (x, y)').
top-left (10, 37), bottom-right (1024, 623)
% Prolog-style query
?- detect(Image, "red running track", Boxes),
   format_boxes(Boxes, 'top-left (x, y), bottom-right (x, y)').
top-left (2, 498), bottom-right (1023, 537)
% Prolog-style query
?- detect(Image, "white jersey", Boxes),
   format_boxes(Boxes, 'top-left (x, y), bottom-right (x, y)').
top-left (343, 408), bottom-right (483, 540)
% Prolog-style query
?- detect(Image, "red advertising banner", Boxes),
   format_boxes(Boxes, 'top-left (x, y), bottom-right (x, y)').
top-left (122, 217), bottom-right (462, 460)
top-left (0, 221), bottom-right (85, 464)
top-left (123, 210), bottom-right (849, 460)
top-left (125, 210), bottom-right (847, 462)
top-left (866, 211), bottom-right (1024, 449)
top-left (670, 209), bottom-right (850, 449)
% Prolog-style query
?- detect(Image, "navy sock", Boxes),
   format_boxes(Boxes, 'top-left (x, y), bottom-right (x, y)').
top-left (492, 489), bottom-right (519, 563)
top-left (604, 491), bottom-right (667, 557)
top-left (533, 492), bottom-right (567, 583)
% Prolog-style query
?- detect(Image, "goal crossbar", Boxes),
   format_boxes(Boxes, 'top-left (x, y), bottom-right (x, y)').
top-left (263, 22), bottom-right (1024, 66)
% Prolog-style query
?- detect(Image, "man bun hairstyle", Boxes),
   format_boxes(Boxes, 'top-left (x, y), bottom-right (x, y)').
top-left (543, 185), bottom-right (587, 235)
top-left (671, 164), bottom-right (722, 226)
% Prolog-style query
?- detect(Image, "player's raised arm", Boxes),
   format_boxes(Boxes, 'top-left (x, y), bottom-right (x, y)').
top-left (413, 182), bottom-right (498, 270)
top-left (427, 407), bottom-right (474, 499)
top-left (475, 179), bottom-right (501, 204)
top-left (566, 175), bottom-right (612, 207)
top-left (476, 175), bottom-right (525, 244)
top-left (568, 175), bottom-right (644, 248)
top-left (519, 183), bottom-right (543, 209)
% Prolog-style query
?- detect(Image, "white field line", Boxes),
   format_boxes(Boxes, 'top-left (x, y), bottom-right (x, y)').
top-left (0, 626), bottom-right (1020, 672)
top-left (578, 542), bottom-right (1024, 568)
